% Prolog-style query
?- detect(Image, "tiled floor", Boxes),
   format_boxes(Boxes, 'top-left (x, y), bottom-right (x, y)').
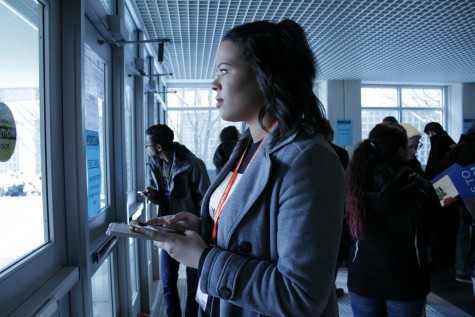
top-left (152, 266), bottom-right (473, 316)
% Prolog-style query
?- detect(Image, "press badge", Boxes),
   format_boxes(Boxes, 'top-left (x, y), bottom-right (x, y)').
top-left (195, 277), bottom-right (209, 311)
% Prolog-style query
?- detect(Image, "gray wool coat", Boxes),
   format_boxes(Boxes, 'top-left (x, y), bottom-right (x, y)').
top-left (199, 126), bottom-right (346, 317)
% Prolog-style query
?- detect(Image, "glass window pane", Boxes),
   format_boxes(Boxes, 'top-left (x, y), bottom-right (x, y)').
top-left (167, 109), bottom-right (223, 169)
top-left (85, 46), bottom-right (108, 218)
top-left (167, 111), bottom-right (241, 170)
top-left (402, 109), bottom-right (443, 165)
top-left (125, 84), bottom-right (133, 192)
top-left (98, 0), bottom-right (114, 15)
top-left (401, 88), bottom-right (443, 108)
top-left (129, 238), bottom-right (139, 302)
top-left (125, 8), bottom-right (136, 42)
top-left (167, 88), bottom-right (214, 108)
top-left (92, 255), bottom-right (115, 317)
top-left (0, 0), bottom-right (46, 272)
top-left (166, 88), bottom-right (243, 170)
top-left (361, 84), bottom-right (446, 167)
top-left (361, 87), bottom-right (397, 107)
top-left (361, 109), bottom-right (399, 139)
top-left (401, 110), bottom-right (442, 128)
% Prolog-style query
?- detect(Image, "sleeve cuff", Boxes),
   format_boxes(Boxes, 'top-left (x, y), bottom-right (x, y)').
top-left (198, 245), bottom-right (213, 276)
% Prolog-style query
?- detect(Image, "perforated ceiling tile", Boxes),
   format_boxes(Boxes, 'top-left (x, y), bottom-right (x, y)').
top-left (135, 0), bottom-right (475, 83)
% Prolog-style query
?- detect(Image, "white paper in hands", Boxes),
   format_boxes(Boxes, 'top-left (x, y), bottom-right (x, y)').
top-left (106, 221), bottom-right (184, 241)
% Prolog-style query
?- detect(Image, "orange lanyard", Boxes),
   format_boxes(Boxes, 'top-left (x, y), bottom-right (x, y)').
top-left (211, 121), bottom-right (277, 244)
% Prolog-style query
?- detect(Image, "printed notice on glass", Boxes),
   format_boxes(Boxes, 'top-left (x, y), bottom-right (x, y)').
top-left (0, 102), bottom-right (17, 162)
top-left (335, 119), bottom-right (353, 147)
top-left (85, 93), bottom-right (101, 218)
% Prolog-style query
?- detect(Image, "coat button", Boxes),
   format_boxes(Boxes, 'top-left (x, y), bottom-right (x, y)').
top-left (237, 241), bottom-right (252, 253)
top-left (218, 287), bottom-right (231, 299)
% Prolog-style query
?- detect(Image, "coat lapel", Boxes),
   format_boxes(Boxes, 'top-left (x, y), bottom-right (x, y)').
top-left (218, 145), bottom-right (272, 248)
top-left (202, 123), bottom-right (299, 247)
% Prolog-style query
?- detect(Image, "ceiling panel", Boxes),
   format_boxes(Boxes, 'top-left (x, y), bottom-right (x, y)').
top-left (134, 0), bottom-right (475, 83)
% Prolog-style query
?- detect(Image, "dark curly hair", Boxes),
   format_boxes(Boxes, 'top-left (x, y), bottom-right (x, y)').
top-left (222, 19), bottom-right (330, 144)
top-left (345, 123), bottom-right (408, 238)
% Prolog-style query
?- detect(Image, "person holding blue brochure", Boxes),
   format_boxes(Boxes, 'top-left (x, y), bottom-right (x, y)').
top-left (446, 121), bottom-right (475, 284)
top-left (455, 121), bottom-right (475, 290)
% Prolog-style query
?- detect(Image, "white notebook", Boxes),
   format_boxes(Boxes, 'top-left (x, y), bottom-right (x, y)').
top-left (106, 222), bottom-right (184, 240)
top-left (106, 222), bottom-right (158, 240)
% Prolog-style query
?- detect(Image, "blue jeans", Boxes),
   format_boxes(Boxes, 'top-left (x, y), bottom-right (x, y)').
top-left (160, 250), bottom-right (199, 317)
top-left (349, 291), bottom-right (426, 317)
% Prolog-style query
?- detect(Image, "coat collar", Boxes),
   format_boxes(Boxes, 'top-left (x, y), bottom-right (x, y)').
top-left (207, 122), bottom-right (300, 248)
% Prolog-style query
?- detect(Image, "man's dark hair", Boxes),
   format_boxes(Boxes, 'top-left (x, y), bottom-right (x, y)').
top-left (382, 116), bottom-right (398, 125)
top-left (146, 124), bottom-right (174, 150)
top-left (424, 122), bottom-right (444, 134)
top-left (219, 126), bottom-right (240, 143)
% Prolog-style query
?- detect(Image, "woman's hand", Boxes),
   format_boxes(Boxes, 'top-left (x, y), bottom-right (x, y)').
top-left (134, 226), bottom-right (207, 268)
top-left (147, 211), bottom-right (201, 232)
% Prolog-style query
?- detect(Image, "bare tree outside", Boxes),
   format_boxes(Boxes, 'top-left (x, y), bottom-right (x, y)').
top-left (167, 87), bottom-right (242, 169)
top-left (361, 86), bottom-right (446, 165)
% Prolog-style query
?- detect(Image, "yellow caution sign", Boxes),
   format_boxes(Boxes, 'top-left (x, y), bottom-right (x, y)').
top-left (0, 102), bottom-right (17, 162)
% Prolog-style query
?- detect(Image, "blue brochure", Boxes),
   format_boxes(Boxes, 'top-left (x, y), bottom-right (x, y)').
top-left (432, 163), bottom-right (475, 208)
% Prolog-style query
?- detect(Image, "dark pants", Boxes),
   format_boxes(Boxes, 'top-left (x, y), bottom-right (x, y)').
top-left (349, 291), bottom-right (426, 317)
top-left (160, 250), bottom-right (199, 317)
top-left (456, 205), bottom-right (473, 274)
top-left (430, 205), bottom-right (459, 269)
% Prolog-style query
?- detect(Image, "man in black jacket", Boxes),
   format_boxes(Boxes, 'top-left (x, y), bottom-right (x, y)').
top-left (423, 122), bottom-right (458, 272)
top-left (142, 124), bottom-right (211, 317)
top-left (424, 122), bottom-right (456, 180)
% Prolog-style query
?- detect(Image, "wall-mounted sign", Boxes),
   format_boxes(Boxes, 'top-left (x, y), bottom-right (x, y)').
top-left (463, 118), bottom-right (475, 133)
top-left (335, 118), bottom-right (353, 147)
top-left (85, 94), bottom-right (101, 218)
top-left (0, 102), bottom-right (17, 162)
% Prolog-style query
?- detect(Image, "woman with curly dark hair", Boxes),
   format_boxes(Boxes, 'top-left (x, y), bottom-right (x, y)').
top-left (136, 19), bottom-right (346, 316)
top-left (346, 123), bottom-right (441, 317)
